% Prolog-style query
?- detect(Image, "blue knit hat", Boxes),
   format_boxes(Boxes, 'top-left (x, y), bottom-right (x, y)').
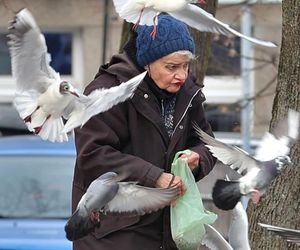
top-left (136, 15), bottom-right (195, 67)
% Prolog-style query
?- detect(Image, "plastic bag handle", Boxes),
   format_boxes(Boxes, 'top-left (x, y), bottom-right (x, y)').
top-left (173, 149), bottom-right (192, 162)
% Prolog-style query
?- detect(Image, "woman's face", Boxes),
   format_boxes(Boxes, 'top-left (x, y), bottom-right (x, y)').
top-left (145, 53), bottom-right (191, 93)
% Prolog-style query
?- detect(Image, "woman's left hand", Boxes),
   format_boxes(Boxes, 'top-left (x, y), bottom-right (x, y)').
top-left (180, 151), bottom-right (200, 170)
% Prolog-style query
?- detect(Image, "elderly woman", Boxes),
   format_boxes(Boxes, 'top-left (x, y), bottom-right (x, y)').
top-left (72, 14), bottom-right (216, 250)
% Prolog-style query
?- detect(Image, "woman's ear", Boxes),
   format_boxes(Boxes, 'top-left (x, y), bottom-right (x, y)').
top-left (144, 65), bottom-right (151, 76)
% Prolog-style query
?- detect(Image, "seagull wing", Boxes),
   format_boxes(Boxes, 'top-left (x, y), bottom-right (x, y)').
top-left (193, 123), bottom-right (258, 175)
top-left (228, 202), bottom-right (251, 250)
top-left (8, 8), bottom-right (60, 94)
top-left (62, 71), bottom-right (147, 133)
top-left (103, 182), bottom-right (178, 216)
top-left (112, 0), bottom-right (158, 25)
top-left (170, 4), bottom-right (276, 47)
top-left (202, 224), bottom-right (233, 250)
top-left (258, 223), bottom-right (300, 246)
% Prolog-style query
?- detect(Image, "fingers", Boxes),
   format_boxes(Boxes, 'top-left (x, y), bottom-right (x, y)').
top-left (180, 151), bottom-right (200, 170)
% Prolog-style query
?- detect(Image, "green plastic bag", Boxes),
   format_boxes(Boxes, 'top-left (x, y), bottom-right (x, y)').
top-left (170, 150), bottom-right (217, 250)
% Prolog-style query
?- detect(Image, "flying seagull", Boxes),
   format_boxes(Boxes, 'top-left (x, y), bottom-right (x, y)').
top-left (193, 109), bottom-right (300, 210)
top-left (112, 0), bottom-right (276, 47)
top-left (201, 201), bottom-right (251, 250)
top-left (8, 8), bottom-right (146, 142)
top-left (65, 172), bottom-right (179, 241)
top-left (258, 223), bottom-right (300, 246)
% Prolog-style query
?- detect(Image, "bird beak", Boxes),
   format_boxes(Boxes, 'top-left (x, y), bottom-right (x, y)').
top-left (70, 91), bottom-right (80, 97)
top-left (68, 85), bottom-right (80, 97)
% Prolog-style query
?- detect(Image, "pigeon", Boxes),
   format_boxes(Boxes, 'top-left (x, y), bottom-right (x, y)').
top-left (193, 109), bottom-right (300, 210)
top-left (112, 0), bottom-right (276, 47)
top-left (7, 8), bottom-right (146, 142)
top-left (258, 223), bottom-right (300, 246)
top-left (201, 201), bottom-right (251, 250)
top-left (65, 172), bottom-right (179, 241)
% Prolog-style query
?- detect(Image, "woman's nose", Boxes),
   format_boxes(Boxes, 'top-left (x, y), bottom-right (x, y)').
top-left (175, 68), bottom-right (187, 80)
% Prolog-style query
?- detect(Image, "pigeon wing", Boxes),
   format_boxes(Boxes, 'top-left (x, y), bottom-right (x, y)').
top-left (258, 223), bottom-right (300, 246)
top-left (170, 4), bottom-right (276, 47)
top-left (8, 8), bottom-right (60, 93)
top-left (62, 71), bottom-right (147, 133)
top-left (193, 123), bottom-right (258, 175)
top-left (202, 224), bottom-right (233, 250)
top-left (254, 109), bottom-right (300, 161)
top-left (103, 182), bottom-right (178, 215)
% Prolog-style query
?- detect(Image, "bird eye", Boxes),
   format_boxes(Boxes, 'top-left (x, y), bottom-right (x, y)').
top-left (64, 86), bottom-right (69, 90)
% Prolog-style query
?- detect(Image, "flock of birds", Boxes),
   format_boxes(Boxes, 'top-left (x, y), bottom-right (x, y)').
top-left (6, 1), bottom-right (299, 249)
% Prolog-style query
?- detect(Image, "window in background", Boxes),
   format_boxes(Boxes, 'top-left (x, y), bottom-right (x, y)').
top-left (205, 103), bottom-right (241, 132)
top-left (0, 32), bottom-right (72, 75)
top-left (206, 34), bottom-right (241, 76)
top-left (0, 33), bottom-right (11, 75)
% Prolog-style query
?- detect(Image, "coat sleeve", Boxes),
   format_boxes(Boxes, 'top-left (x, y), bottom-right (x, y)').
top-left (74, 74), bottom-right (163, 188)
top-left (187, 92), bottom-right (217, 182)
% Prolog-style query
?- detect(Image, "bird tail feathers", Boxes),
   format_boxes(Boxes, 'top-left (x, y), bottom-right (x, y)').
top-left (65, 210), bottom-right (100, 241)
top-left (212, 179), bottom-right (241, 211)
top-left (39, 117), bottom-right (68, 142)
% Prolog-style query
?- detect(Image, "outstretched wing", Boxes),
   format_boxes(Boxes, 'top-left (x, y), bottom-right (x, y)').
top-left (193, 123), bottom-right (259, 175)
top-left (62, 71), bottom-right (147, 133)
top-left (103, 182), bottom-right (178, 215)
top-left (259, 223), bottom-right (300, 246)
top-left (202, 224), bottom-right (233, 250)
top-left (170, 4), bottom-right (276, 47)
top-left (255, 109), bottom-right (300, 161)
top-left (8, 8), bottom-right (60, 93)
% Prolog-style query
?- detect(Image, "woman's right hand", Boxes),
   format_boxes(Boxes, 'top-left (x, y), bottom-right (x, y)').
top-left (155, 173), bottom-right (186, 206)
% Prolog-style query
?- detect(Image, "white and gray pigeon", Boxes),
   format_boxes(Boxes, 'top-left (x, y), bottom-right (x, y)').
top-left (8, 8), bottom-right (146, 142)
top-left (201, 200), bottom-right (251, 250)
top-left (258, 223), bottom-right (300, 246)
top-left (65, 172), bottom-right (179, 241)
top-left (112, 0), bottom-right (276, 47)
top-left (193, 109), bottom-right (300, 210)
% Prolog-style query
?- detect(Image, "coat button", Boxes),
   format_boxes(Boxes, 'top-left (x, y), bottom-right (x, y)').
top-left (179, 125), bottom-right (183, 129)
top-left (144, 93), bottom-right (149, 99)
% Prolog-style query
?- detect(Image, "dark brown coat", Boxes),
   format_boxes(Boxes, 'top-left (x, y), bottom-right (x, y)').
top-left (72, 53), bottom-right (216, 250)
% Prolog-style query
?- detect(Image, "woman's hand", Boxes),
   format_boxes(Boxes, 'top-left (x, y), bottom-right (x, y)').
top-left (180, 151), bottom-right (200, 170)
top-left (155, 172), bottom-right (186, 206)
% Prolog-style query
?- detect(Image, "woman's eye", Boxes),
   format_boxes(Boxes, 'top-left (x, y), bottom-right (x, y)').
top-left (166, 65), bottom-right (176, 71)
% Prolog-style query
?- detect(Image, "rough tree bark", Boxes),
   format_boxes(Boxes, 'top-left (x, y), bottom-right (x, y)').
top-left (247, 0), bottom-right (300, 249)
top-left (189, 1), bottom-right (218, 85)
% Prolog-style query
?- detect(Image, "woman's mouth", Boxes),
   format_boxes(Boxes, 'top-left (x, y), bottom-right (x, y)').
top-left (174, 81), bottom-right (184, 87)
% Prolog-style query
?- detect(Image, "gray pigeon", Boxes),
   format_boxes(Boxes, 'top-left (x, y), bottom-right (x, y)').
top-left (258, 223), bottom-right (300, 246)
top-left (65, 172), bottom-right (179, 241)
top-left (8, 8), bottom-right (146, 142)
top-left (193, 109), bottom-right (299, 210)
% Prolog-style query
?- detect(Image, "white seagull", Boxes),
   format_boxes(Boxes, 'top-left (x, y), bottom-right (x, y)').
top-left (258, 223), bottom-right (300, 246)
top-left (8, 8), bottom-right (146, 142)
top-left (64, 172), bottom-right (179, 241)
top-left (112, 0), bottom-right (276, 47)
top-left (193, 109), bottom-right (300, 210)
top-left (201, 201), bottom-right (251, 250)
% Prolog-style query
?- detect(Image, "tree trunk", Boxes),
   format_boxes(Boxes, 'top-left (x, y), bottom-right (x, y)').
top-left (118, 21), bottom-right (133, 53)
top-left (189, 1), bottom-right (218, 85)
top-left (247, 1), bottom-right (300, 249)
